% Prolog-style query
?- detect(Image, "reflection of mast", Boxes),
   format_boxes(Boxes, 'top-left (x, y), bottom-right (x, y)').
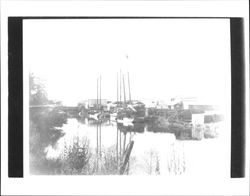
top-left (99, 123), bottom-right (101, 158)
top-left (127, 131), bottom-right (132, 175)
top-left (96, 123), bottom-right (99, 171)
top-left (116, 124), bottom-right (135, 175)
top-left (123, 132), bottom-right (127, 154)
top-left (119, 140), bottom-right (134, 175)
top-left (99, 75), bottom-right (102, 158)
top-left (116, 126), bottom-right (119, 171)
top-left (96, 122), bottom-right (102, 172)
top-left (119, 128), bottom-right (122, 157)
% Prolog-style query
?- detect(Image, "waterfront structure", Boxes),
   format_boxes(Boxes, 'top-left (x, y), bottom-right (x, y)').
top-left (168, 96), bottom-right (217, 111)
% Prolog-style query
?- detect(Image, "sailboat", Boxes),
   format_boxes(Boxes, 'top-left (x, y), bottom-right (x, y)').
top-left (117, 117), bottom-right (134, 124)
top-left (116, 71), bottom-right (135, 125)
top-left (110, 113), bottom-right (118, 121)
top-left (109, 72), bottom-right (120, 122)
top-left (113, 55), bottom-right (145, 125)
top-left (89, 112), bottom-right (101, 121)
top-left (88, 76), bottom-right (102, 121)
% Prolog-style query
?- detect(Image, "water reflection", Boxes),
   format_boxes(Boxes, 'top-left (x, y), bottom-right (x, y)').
top-left (31, 115), bottom-right (223, 175)
top-left (29, 107), bottom-right (67, 174)
top-left (117, 122), bottom-right (145, 134)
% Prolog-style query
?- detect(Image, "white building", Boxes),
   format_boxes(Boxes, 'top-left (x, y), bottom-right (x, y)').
top-left (79, 99), bottom-right (108, 109)
top-left (168, 96), bottom-right (217, 111)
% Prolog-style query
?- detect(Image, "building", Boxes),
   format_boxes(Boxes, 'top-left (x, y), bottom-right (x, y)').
top-left (142, 99), bottom-right (168, 109)
top-left (78, 99), bottom-right (108, 109)
top-left (168, 96), bottom-right (217, 111)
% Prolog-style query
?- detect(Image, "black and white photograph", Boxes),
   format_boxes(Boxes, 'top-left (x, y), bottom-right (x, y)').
top-left (1, 0), bottom-right (249, 195)
top-left (25, 18), bottom-right (230, 176)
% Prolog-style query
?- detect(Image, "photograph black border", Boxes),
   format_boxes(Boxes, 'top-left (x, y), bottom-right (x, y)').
top-left (8, 17), bottom-right (245, 178)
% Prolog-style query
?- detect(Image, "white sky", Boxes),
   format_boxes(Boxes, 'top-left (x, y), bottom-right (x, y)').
top-left (23, 19), bottom-right (231, 106)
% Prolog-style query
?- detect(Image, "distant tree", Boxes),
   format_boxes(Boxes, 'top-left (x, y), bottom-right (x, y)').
top-left (29, 73), bottom-right (67, 174)
top-left (29, 73), bottom-right (49, 105)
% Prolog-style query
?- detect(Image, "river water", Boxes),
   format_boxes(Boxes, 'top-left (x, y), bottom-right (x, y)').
top-left (42, 117), bottom-right (228, 176)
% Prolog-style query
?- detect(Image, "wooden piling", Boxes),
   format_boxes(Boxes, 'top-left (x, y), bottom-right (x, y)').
top-left (119, 141), bottom-right (134, 175)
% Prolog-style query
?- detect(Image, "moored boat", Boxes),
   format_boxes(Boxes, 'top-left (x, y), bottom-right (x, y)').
top-left (88, 112), bottom-right (100, 121)
top-left (110, 113), bottom-right (117, 121)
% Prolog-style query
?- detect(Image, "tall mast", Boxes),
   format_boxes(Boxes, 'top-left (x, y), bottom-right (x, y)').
top-left (97, 78), bottom-right (99, 110)
top-left (127, 71), bottom-right (131, 102)
top-left (99, 75), bottom-right (102, 158)
top-left (126, 55), bottom-right (131, 102)
top-left (99, 75), bottom-right (101, 112)
top-left (120, 69), bottom-right (122, 104)
top-left (123, 74), bottom-right (127, 106)
top-left (117, 72), bottom-right (119, 103)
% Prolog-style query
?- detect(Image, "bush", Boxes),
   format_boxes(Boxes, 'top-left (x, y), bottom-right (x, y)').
top-left (61, 138), bottom-right (91, 174)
